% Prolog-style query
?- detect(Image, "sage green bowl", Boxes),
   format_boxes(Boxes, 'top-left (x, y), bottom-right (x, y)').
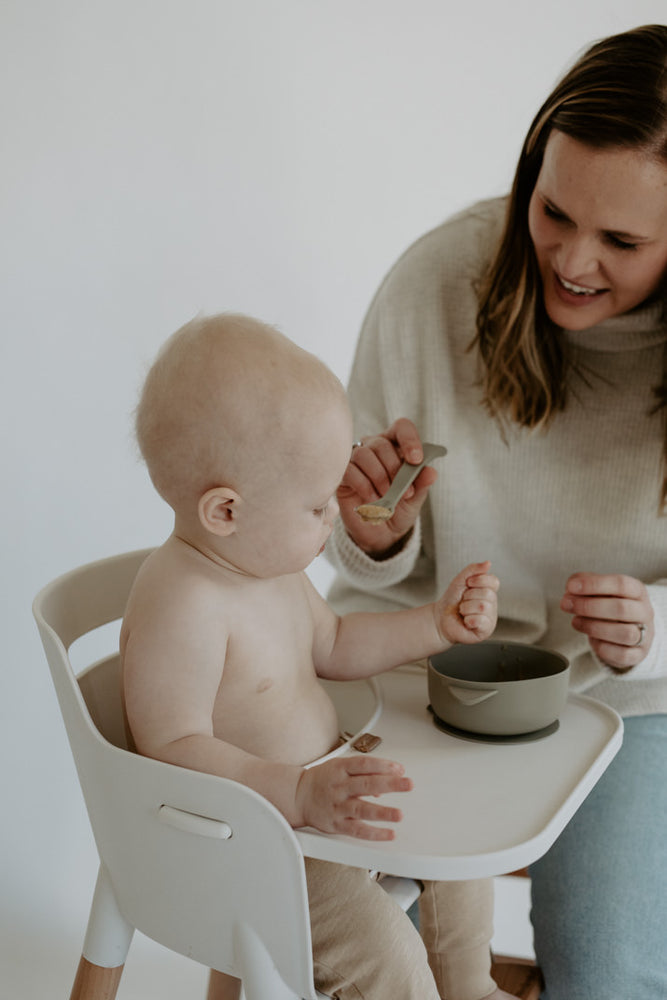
top-left (428, 640), bottom-right (570, 736)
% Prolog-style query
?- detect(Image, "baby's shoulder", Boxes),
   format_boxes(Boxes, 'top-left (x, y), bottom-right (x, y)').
top-left (123, 542), bottom-right (234, 635)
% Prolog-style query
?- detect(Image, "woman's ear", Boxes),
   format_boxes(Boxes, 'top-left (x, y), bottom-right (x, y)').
top-left (198, 486), bottom-right (242, 537)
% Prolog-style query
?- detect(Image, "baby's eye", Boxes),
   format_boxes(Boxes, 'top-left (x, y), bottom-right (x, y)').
top-left (314, 495), bottom-right (336, 517)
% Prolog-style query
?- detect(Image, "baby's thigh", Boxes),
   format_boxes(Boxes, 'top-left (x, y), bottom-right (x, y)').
top-left (306, 859), bottom-right (438, 1000)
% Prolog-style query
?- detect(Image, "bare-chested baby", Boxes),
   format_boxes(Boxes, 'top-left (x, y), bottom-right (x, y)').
top-left (121, 313), bottom-right (510, 1000)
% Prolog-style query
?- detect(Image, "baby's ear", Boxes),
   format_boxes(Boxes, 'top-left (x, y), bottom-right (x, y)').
top-left (198, 486), bottom-right (242, 536)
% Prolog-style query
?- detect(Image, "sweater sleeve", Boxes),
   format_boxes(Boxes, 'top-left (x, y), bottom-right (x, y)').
top-left (326, 514), bottom-right (422, 591)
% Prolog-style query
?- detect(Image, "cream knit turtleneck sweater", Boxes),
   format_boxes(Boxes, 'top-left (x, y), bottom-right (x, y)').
top-left (327, 198), bottom-right (667, 717)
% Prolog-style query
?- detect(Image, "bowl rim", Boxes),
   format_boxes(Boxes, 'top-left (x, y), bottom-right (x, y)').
top-left (428, 640), bottom-right (570, 685)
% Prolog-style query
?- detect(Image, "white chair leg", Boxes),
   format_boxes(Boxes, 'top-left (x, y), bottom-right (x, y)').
top-left (82, 863), bottom-right (134, 969)
top-left (234, 923), bottom-right (303, 1000)
top-left (376, 874), bottom-right (422, 911)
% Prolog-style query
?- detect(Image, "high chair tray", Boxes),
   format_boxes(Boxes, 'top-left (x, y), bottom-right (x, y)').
top-left (297, 665), bottom-right (623, 880)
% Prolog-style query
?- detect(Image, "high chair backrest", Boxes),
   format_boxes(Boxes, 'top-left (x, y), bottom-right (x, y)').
top-left (33, 549), bottom-right (318, 999)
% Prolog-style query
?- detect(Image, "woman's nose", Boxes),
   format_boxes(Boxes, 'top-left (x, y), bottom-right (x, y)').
top-left (556, 234), bottom-right (600, 282)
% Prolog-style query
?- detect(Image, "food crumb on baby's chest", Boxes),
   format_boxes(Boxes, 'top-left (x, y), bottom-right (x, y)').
top-left (256, 677), bottom-right (274, 694)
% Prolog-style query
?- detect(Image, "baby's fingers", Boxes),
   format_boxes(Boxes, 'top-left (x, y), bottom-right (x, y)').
top-left (331, 756), bottom-right (413, 799)
top-left (338, 800), bottom-right (405, 841)
top-left (459, 587), bottom-right (497, 612)
top-left (460, 614), bottom-right (495, 637)
top-left (346, 770), bottom-right (413, 799)
top-left (464, 572), bottom-right (500, 592)
top-left (342, 756), bottom-right (409, 780)
top-left (446, 563), bottom-right (499, 610)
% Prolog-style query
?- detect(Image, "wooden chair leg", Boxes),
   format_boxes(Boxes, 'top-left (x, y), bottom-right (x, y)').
top-left (207, 968), bottom-right (242, 1000)
top-left (70, 956), bottom-right (124, 1000)
top-left (491, 955), bottom-right (543, 1000)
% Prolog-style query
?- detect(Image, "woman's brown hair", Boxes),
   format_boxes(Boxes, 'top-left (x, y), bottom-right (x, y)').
top-left (475, 24), bottom-right (667, 507)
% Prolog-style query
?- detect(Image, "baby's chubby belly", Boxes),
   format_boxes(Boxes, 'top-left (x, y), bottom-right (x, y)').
top-left (212, 672), bottom-right (341, 766)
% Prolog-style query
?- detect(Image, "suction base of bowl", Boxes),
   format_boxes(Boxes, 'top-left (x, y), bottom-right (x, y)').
top-left (428, 705), bottom-right (560, 744)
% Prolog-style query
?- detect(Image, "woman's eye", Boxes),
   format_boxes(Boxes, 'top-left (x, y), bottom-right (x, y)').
top-left (543, 201), bottom-right (638, 251)
top-left (543, 203), bottom-right (565, 222)
top-left (606, 233), bottom-right (638, 251)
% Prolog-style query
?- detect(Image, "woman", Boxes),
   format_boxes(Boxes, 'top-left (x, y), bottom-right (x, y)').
top-left (328, 24), bottom-right (667, 1000)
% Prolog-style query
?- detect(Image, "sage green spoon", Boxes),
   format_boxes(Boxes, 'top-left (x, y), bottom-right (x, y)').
top-left (356, 442), bottom-right (447, 524)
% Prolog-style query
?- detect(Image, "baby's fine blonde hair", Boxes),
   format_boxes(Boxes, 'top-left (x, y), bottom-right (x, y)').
top-left (136, 313), bottom-right (346, 514)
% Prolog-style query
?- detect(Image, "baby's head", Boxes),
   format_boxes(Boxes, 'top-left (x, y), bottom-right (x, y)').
top-left (136, 314), bottom-right (352, 569)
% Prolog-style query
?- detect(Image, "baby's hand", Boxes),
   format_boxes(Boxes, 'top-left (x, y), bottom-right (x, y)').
top-left (294, 756), bottom-right (413, 840)
top-left (434, 560), bottom-right (499, 645)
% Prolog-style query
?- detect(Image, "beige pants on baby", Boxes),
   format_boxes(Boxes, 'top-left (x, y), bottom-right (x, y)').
top-left (307, 860), bottom-right (496, 1000)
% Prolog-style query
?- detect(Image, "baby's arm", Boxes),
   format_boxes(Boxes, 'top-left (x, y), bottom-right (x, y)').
top-left (312, 561), bottom-right (498, 681)
top-left (122, 594), bottom-right (411, 840)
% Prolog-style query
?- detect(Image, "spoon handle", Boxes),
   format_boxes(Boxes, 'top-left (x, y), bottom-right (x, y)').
top-left (381, 442), bottom-right (447, 509)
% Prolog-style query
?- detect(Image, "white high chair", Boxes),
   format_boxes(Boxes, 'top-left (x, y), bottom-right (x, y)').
top-left (33, 549), bottom-right (420, 1000)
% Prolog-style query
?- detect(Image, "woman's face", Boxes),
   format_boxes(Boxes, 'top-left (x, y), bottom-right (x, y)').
top-left (528, 130), bottom-right (667, 330)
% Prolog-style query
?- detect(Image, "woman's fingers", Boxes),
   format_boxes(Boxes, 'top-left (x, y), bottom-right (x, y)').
top-left (564, 572), bottom-right (645, 600)
top-left (561, 572), bottom-right (654, 671)
top-left (571, 616), bottom-right (647, 648)
top-left (336, 421), bottom-right (439, 554)
top-left (386, 417), bottom-right (424, 464)
top-left (346, 437), bottom-right (404, 499)
top-left (561, 573), bottom-right (651, 630)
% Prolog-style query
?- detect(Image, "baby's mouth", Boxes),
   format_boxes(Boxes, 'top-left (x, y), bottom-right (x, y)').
top-left (557, 274), bottom-right (606, 297)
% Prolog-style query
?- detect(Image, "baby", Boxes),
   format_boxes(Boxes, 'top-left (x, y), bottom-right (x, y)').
top-left (121, 313), bottom-right (510, 1000)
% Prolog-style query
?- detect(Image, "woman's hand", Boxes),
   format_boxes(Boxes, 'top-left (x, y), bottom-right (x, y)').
top-left (561, 572), bottom-right (654, 673)
top-left (434, 560), bottom-right (499, 645)
top-left (336, 418), bottom-right (438, 556)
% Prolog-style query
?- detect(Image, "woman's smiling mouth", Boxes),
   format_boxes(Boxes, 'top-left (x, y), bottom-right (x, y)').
top-left (559, 275), bottom-right (602, 295)
top-left (553, 271), bottom-right (608, 304)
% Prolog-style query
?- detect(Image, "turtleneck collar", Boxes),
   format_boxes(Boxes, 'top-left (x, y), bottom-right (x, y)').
top-left (562, 298), bottom-right (666, 353)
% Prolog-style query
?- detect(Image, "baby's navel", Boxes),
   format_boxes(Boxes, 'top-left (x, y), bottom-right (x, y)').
top-left (256, 677), bottom-right (273, 694)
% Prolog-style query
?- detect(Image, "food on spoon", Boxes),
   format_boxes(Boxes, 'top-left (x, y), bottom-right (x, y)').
top-left (355, 503), bottom-right (393, 524)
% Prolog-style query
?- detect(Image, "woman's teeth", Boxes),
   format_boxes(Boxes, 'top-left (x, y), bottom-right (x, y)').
top-left (559, 275), bottom-right (601, 296)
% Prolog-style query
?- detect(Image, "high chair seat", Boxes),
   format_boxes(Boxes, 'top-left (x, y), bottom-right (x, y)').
top-left (33, 549), bottom-right (422, 1000)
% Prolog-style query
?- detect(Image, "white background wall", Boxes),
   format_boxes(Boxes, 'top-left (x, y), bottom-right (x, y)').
top-left (3, 3), bottom-right (664, 996)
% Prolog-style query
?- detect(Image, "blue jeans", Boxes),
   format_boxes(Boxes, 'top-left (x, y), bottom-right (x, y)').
top-left (529, 713), bottom-right (667, 999)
